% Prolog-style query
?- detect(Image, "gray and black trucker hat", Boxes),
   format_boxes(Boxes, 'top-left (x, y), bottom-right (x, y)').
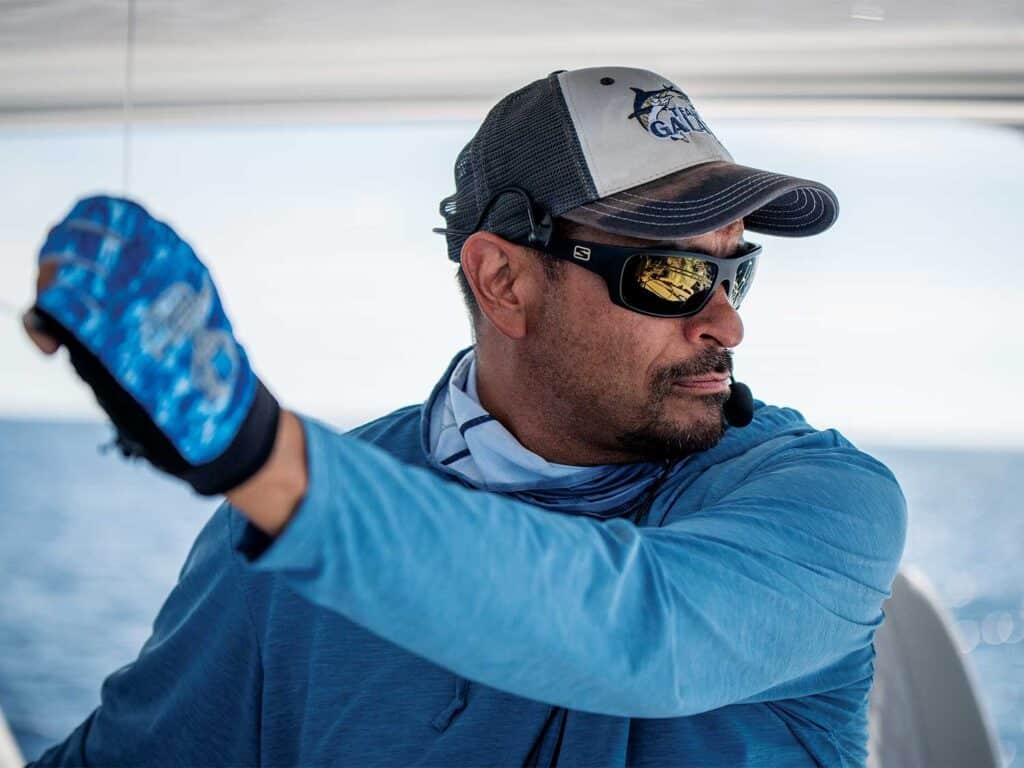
top-left (438, 66), bottom-right (838, 262)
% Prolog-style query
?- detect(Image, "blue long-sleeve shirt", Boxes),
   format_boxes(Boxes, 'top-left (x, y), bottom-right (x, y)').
top-left (32, 400), bottom-right (906, 767)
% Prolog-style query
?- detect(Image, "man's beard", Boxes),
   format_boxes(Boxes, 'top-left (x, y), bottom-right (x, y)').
top-left (614, 348), bottom-right (734, 461)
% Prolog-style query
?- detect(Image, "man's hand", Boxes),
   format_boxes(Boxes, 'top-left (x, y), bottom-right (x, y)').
top-left (23, 195), bottom-right (284, 501)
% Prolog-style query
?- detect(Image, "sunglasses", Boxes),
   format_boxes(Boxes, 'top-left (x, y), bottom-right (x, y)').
top-left (533, 236), bottom-right (761, 319)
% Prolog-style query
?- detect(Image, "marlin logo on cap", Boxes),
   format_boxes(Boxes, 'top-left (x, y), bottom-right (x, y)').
top-left (627, 84), bottom-right (712, 143)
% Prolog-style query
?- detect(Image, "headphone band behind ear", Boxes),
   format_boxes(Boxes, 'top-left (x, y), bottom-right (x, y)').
top-left (432, 186), bottom-right (553, 250)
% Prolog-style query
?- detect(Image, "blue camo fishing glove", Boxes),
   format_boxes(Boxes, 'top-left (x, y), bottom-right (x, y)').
top-left (30, 195), bottom-right (281, 496)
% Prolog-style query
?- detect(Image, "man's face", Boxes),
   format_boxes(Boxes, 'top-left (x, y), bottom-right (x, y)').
top-left (521, 219), bottom-right (746, 462)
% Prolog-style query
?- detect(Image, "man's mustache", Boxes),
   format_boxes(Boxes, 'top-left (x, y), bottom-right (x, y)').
top-left (650, 349), bottom-right (734, 395)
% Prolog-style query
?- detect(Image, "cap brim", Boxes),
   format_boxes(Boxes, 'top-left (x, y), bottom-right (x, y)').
top-left (559, 160), bottom-right (839, 240)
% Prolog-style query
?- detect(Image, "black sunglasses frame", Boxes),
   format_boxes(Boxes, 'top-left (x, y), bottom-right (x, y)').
top-left (431, 184), bottom-right (761, 319)
top-left (532, 237), bottom-right (762, 319)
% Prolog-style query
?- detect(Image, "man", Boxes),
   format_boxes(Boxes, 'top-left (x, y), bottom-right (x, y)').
top-left (26, 67), bottom-right (905, 766)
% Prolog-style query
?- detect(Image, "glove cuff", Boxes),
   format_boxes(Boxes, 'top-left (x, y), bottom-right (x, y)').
top-left (182, 379), bottom-right (281, 496)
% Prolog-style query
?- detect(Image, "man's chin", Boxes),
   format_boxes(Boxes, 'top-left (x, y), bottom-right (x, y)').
top-left (616, 393), bottom-right (729, 461)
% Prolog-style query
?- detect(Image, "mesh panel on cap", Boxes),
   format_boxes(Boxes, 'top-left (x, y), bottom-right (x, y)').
top-left (439, 72), bottom-right (598, 262)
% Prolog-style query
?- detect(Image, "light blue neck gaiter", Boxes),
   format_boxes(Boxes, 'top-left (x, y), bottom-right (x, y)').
top-left (420, 346), bottom-right (669, 519)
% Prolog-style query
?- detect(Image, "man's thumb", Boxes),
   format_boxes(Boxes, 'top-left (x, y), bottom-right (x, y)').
top-left (22, 308), bottom-right (61, 355)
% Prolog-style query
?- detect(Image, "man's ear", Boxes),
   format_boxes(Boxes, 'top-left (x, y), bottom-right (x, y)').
top-left (459, 232), bottom-right (541, 340)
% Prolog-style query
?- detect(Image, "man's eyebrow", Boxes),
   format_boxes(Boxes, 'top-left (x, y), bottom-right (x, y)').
top-left (646, 241), bottom-right (748, 258)
top-left (642, 239), bottom-right (702, 250)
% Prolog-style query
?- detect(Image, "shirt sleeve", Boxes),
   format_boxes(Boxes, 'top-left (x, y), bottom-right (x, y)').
top-left (29, 506), bottom-right (263, 767)
top-left (241, 414), bottom-right (907, 719)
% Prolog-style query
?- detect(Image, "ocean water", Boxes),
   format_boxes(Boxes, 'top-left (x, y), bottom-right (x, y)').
top-left (0, 419), bottom-right (1021, 764)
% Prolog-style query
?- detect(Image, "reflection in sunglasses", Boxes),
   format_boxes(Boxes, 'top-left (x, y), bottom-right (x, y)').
top-left (635, 255), bottom-right (715, 302)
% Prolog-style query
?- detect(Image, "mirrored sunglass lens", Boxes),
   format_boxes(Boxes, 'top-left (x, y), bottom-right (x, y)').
top-left (730, 257), bottom-right (757, 307)
top-left (622, 254), bottom-right (717, 315)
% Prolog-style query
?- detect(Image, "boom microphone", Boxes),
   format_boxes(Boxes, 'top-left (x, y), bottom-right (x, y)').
top-left (723, 378), bottom-right (754, 428)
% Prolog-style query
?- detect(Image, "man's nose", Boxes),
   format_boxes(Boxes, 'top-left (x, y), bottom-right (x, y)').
top-left (682, 284), bottom-right (744, 349)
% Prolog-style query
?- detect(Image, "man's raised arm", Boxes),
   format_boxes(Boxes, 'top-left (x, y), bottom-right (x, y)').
top-left (231, 411), bottom-right (905, 718)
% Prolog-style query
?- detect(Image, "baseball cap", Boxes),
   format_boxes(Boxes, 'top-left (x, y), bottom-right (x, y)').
top-left (437, 66), bottom-right (838, 262)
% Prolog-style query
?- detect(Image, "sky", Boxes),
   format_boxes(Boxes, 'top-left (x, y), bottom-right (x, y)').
top-left (1, 117), bottom-right (1022, 449)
